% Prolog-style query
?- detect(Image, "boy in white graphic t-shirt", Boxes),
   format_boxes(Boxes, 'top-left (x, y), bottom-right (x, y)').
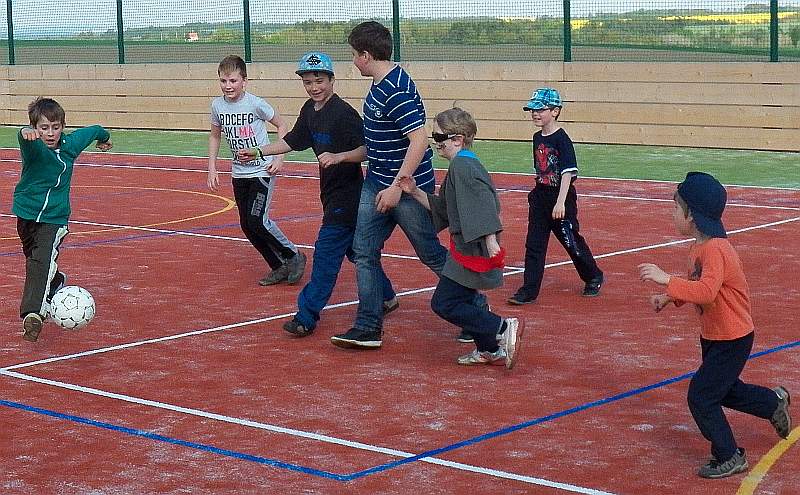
top-left (208, 55), bottom-right (306, 286)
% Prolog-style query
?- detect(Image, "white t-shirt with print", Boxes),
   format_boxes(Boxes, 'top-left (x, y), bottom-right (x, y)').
top-left (211, 92), bottom-right (275, 178)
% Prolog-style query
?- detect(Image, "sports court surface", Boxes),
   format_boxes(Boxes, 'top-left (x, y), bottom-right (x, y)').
top-left (2, 150), bottom-right (799, 494)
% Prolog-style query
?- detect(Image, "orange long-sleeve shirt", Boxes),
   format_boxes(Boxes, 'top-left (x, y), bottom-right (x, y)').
top-left (666, 238), bottom-right (753, 341)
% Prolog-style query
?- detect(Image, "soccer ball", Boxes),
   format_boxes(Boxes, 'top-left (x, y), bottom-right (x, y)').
top-left (49, 286), bottom-right (96, 330)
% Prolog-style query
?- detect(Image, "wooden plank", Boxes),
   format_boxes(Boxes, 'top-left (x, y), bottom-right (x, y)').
top-left (404, 61), bottom-right (564, 81)
top-left (564, 62), bottom-right (800, 84)
top-left (477, 120), bottom-right (800, 151)
top-left (424, 99), bottom-right (800, 129)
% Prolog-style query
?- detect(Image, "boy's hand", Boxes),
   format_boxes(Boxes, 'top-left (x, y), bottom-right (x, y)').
top-left (207, 170), bottom-right (219, 191)
top-left (236, 148), bottom-right (259, 163)
top-left (317, 152), bottom-right (341, 168)
top-left (267, 156), bottom-right (284, 175)
top-left (650, 294), bottom-right (672, 312)
top-left (21, 128), bottom-right (41, 141)
top-left (638, 263), bottom-right (671, 285)
top-left (552, 202), bottom-right (566, 219)
top-left (96, 139), bottom-right (113, 152)
top-left (395, 175), bottom-right (417, 194)
top-left (486, 235), bottom-right (501, 258)
top-left (375, 185), bottom-right (401, 213)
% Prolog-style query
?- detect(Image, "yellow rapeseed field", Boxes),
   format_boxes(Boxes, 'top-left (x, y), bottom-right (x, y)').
top-left (661, 11), bottom-right (799, 24)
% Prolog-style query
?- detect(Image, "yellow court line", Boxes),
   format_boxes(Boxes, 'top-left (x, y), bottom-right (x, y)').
top-left (736, 427), bottom-right (800, 495)
top-left (0, 186), bottom-right (235, 240)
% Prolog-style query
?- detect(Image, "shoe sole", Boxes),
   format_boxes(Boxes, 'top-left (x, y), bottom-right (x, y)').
top-left (330, 337), bottom-right (382, 349)
top-left (22, 315), bottom-right (43, 342)
top-left (772, 386), bottom-right (792, 439)
top-left (503, 318), bottom-right (525, 370)
top-left (507, 297), bottom-right (535, 306)
top-left (457, 338), bottom-right (475, 344)
top-left (383, 301), bottom-right (400, 316)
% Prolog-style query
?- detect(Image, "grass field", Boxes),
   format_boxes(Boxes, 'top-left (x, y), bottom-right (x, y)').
top-left (1, 126), bottom-right (798, 188)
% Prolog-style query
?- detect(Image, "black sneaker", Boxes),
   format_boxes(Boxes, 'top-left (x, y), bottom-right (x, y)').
top-left (457, 329), bottom-right (474, 344)
top-left (48, 271), bottom-right (67, 301)
top-left (582, 274), bottom-right (604, 297)
top-left (698, 448), bottom-right (748, 479)
top-left (286, 251), bottom-right (307, 284)
top-left (770, 386), bottom-right (791, 439)
top-left (508, 292), bottom-right (536, 305)
top-left (283, 319), bottom-right (313, 337)
top-left (383, 297), bottom-right (400, 315)
top-left (330, 327), bottom-right (382, 349)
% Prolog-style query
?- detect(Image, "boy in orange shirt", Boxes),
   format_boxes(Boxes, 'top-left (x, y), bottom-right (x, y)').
top-left (639, 172), bottom-right (791, 479)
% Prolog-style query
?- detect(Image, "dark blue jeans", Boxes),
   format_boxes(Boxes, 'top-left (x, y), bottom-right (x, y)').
top-left (431, 276), bottom-right (502, 352)
top-left (352, 179), bottom-right (448, 332)
top-left (687, 332), bottom-right (779, 462)
top-left (295, 223), bottom-right (394, 331)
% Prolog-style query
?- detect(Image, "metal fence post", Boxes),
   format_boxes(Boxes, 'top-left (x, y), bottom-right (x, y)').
top-left (392, 0), bottom-right (401, 62)
top-left (243, 0), bottom-right (252, 62)
top-left (563, 0), bottom-right (572, 62)
top-left (6, 0), bottom-right (14, 65)
top-left (770, 0), bottom-right (778, 62)
top-left (116, 0), bottom-right (125, 64)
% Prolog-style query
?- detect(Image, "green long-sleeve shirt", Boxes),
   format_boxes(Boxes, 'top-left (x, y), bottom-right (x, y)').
top-left (13, 125), bottom-right (110, 225)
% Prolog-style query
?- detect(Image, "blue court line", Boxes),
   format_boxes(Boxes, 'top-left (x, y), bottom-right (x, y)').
top-left (346, 338), bottom-right (800, 480)
top-left (2, 338), bottom-right (798, 483)
top-left (0, 399), bottom-right (347, 481)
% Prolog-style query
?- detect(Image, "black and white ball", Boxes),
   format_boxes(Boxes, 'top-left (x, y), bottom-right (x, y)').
top-left (49, 286), bottom-right (96, 330)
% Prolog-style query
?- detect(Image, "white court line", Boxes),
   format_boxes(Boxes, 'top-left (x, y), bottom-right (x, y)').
top-left (2, 156), bottom-right (798, 491)
top-left (1, 151), bottom-right (798, 191)
top-left (0, 369), bottom-right (615, 495)
top-left (3, 216), bottom-right (799, 372)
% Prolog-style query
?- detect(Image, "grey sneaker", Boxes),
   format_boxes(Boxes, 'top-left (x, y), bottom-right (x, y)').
top-left (286, 251), bottom-right (307, 284)
top-left (259, 264), bottom-right (289, 286)
top-left (698, 448), bottom-right (748, 479)
top-left (457, 348), bottom-right (507, 366)
top-left (22, 313), bottom-right (44, 342)
top-left (499, 318), bottom-right (523, 369)
top-left (770, 386), bottom-right (791, 439)
top-left (383, 297), bottom-right (400, 315)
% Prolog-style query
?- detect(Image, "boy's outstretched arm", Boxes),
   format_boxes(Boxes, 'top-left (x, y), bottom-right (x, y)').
top-left (318, 146), bottom-right (367, 168)
top-left (638, 263), bottom-right (671, 285)
top-left (265, 113), bottom-right (289, 175)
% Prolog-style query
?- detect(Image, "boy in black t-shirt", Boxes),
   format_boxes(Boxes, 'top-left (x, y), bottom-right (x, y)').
top-left (238, 52), bottom-right (397, 336)
top-left (508, 88), bottom-right (603, 305)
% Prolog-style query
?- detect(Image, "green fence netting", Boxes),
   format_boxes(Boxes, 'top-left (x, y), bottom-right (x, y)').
top-left (1, 0), bottom-right (798, 64)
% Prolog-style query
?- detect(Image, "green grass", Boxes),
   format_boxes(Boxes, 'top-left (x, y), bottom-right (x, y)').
top-left (2, 126), bottom-right (798, 188)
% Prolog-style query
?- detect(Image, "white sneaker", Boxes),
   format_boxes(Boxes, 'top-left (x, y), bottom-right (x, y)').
top-left (499, 318), bottom-right (524, 369)
top-left (457, 348), bottom-right (507, 366)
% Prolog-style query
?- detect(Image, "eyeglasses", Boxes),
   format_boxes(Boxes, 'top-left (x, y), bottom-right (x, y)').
top-left (432, 132), bottom-right (459, 143)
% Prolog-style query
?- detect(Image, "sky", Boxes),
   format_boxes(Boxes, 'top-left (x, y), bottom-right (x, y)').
top-left (2, 0), bottom-right (799, 37)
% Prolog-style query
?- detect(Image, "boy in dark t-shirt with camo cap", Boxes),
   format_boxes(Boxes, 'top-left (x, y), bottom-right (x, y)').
top-left (509, 87), bottom-right (603, 305)
top-left (238, 51), bottom-right (397, 336)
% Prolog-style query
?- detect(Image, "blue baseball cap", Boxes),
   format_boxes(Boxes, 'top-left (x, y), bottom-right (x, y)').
top-left (296, 52), bottom-right (334, 76)
top-left (677, 172), bottom-right (728, 238)
top-left (523, 87), bottom-right (562, 111)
